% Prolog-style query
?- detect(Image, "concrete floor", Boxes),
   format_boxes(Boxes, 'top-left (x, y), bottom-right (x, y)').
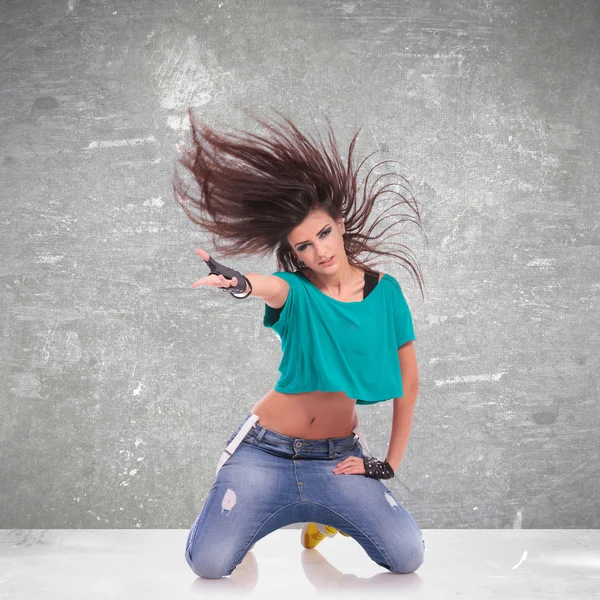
top-left (0, 529), bottom-right (598, 599)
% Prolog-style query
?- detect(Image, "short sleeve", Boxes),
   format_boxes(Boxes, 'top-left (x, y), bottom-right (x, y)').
top-left (263, 271), bottom-right (297, 330)
top-left (390, 277), bottom-right (415, 349)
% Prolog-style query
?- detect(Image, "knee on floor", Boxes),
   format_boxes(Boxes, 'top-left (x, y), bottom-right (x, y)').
top-left (185, 547), bottom-right (234, 579)
top-left (388, 536), bottom-right (425, 574)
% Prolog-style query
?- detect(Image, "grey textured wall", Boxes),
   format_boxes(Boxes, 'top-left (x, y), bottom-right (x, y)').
top-left (1, 0), bottom-right (598, 530)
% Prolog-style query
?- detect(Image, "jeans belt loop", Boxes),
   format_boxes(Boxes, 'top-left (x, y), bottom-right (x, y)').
top-left (328, 438), bottom-right (335, 458)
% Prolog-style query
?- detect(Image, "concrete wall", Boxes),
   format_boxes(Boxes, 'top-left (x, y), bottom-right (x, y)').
top-left (1, 0), bottom-right (598, 528)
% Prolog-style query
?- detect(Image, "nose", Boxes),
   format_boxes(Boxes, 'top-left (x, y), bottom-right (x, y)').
top-left (314, 242), bottom-right (329, 259)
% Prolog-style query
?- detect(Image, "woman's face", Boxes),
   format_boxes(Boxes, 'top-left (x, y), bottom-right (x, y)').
top-left (287, 209), bottom-right (346, 272)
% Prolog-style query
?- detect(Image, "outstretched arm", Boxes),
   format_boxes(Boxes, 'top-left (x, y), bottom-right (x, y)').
top-left (192, 248), bottom-right (288, 305)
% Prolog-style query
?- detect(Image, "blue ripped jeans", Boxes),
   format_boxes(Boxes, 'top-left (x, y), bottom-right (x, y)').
top-left (185, 413), bottom-right (425, 578)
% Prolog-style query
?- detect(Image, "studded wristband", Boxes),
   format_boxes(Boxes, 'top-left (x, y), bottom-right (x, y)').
top-left (363, 456), bottom-right (395, 480)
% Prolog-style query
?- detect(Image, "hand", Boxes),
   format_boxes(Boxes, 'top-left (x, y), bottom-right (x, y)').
top-left (333, 456), bottom-right (395, 479)
top-left (192, 248), bottom-right (239, 290)
top-left (362, 456), bottom-right (395, 480)
top-left (333, 456), bottom-right (365, 476)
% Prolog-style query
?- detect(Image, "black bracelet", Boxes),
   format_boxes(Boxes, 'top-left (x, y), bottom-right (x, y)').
top-left (363, 456), bottom-right (395, 480)
top-left (229, 276), bottom-right (253, 299)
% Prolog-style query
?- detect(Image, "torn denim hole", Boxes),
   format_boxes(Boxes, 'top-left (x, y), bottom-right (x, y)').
top-left (221, 488), bottom-right (237, 513)
top-left (385, 490), bottom-right (400, 509)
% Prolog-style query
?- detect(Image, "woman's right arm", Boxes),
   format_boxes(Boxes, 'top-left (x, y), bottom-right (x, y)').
top-left (192, 248), bottom-right (290, 308)
top-left (192, 270), bottom-right (288, 307)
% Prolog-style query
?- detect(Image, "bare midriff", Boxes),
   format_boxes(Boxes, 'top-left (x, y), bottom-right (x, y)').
top-left (251, 388), bottom-right (357, 439)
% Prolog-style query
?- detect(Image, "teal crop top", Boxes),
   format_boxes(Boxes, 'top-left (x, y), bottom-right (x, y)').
top-left (263, 270), bottom-right (416, 405)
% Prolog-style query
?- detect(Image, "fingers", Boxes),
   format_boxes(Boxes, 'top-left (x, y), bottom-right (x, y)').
top-left (333, 457), bottom-right (364, 475)
top-left (192, 248), bottom-right (238, 289)
top-left (195, 248), bottom-right (209, 261)
top-left (192, 274), bottom-right (237, 289)
top-left (192, 248), bottom-right (237, 290)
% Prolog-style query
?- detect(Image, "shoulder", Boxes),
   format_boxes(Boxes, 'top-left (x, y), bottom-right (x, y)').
top-left (378, 273), bottom-right (408, 302)
top-left (264, 271), bottom-right (305, 313)
top-left (271, 270), bottom-right (306, 292)
top-left (272, 270), bottom-right (303, 282)
top-left (380, 272), bottom-right (400, 288)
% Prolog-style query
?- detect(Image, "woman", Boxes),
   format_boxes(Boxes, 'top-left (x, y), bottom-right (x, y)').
top-left (173, 109), bottom-right (426, 579)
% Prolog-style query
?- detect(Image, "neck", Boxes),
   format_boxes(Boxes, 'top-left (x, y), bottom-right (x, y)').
top-left (314, 257), bottom-right (359, 293)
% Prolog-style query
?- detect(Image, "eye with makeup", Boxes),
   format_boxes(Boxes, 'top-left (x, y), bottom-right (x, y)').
top-left (298, 228), bottom-right (331, 252)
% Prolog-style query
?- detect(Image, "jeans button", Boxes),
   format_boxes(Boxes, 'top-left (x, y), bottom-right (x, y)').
top-left (294, 441), bottom-right (302, 450)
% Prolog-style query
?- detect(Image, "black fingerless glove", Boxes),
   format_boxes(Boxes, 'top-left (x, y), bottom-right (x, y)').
top-left (203, 256), bottom-right (253, 299)
top-left (363, 456), bottom-right (395, 480)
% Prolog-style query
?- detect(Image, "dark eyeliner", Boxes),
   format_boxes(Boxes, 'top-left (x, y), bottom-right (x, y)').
top-left (299, 228), bottom-right (331, 252)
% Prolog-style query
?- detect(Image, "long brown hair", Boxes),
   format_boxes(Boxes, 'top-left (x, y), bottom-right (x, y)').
top-left (172, 109), bottom-right (426, 299)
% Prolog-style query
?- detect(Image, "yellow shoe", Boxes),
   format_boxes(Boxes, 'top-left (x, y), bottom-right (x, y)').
top-left (301, 522), bottom-right (340, 549)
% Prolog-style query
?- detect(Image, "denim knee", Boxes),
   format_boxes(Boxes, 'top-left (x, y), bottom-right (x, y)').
top-left (186, 546), bottom-right (234, 579)
top-left (185, 524), bottom-right (236, 579)
top-left (388, 535), bottom-right (425, 574)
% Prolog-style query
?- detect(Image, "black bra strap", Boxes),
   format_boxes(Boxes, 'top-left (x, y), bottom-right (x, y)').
top-left (363, 270), bottom-right (379, 298)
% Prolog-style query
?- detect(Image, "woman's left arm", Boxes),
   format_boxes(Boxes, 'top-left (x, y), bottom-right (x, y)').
top-left (385, 342), bottom-right (419, 473)
top-left (333, 342), bottom-right (419, 477)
